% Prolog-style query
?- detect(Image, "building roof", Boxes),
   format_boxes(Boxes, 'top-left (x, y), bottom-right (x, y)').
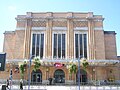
top-left (104, 31), bottom-right (116, 35)
top-left (4, 31), bottom-right (15, 34)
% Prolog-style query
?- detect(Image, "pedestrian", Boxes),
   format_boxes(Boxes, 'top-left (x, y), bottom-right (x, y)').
top-left (20, 79), bottom-right (23, 90)
top-left (104, 80), bottom-right (107, 85)
top-left (48, 77), bottom-right (53, 85)
top-left (6, 79), bottom-right (9, 89)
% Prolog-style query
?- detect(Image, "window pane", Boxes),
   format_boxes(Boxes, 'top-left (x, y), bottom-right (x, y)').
top-left (40, 34), bottom-right (44, 58)
top-left (80, 34), bottom-right (83, 58)
top-left (33, 74), bottom-right (36, 82)
top-left (53, 34), bottom-right (57, 58)
top-left (75, 33), bottom-right (87, 59)
top-left (62, 34), bottom-right (65, 58)
top-left (32, 33), bottom-right (44, 58)
top-left (58, 34), bottom-right (61, 58)
top-left (84, 34), bottom-right (87, 58)
top-left (32, 34), bottom-right (36, 56)
top-left (36, 34), bottom-right (40, 56)
top-left (75, 34), bottom-right (79, 58)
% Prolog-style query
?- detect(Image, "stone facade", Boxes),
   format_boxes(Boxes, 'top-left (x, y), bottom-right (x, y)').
top-left (1, 12), bottom-right (119, 84)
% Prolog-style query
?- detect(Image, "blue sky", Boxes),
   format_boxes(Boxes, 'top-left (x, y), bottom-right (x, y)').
top-left (0, 0), bottom-right (120, 56)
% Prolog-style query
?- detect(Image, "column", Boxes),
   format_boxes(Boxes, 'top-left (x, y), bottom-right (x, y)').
top-left (23, 17), bottom-right (32, 59)
top-left (88, 19), bottom-right (95, 60)
top-left (67, 18), bottom-right (74, 59)
top-left (45, 19), bottom-right (52, 58)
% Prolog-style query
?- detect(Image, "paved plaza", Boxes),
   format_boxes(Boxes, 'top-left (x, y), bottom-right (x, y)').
top-left (0, 85), bottom-right (120, 90)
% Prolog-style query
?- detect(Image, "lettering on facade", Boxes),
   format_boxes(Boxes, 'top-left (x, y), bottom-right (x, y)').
top-left (54, 63), bottom-right (64, 67)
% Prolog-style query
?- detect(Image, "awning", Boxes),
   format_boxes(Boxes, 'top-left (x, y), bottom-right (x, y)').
top-left (6, 59), bottom-right (120, 66)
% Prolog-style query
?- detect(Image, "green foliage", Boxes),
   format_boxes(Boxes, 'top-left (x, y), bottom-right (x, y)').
top-left (20, 65), bottom-right (24, 74)
top-left (81, 59), bottom-right (89, 70)
top-left (33, 57), bottom-right (41, 72)
top-left (68, 63), bottom-right (77, 75)
top-left (19, 61), bottom-right (27, 79)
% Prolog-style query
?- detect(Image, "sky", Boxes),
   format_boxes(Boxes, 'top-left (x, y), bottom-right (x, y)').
top-left (0, 0), bottom-right (120, 56)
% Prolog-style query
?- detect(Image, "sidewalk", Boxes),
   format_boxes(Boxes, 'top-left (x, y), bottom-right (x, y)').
top-left (0, 85), bottom-right (120, 90)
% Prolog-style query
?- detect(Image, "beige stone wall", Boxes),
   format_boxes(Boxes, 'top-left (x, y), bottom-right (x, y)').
top-left (0, 65), bottom-right (119, 82)
top-left (94, 21), bottom-right (103, 27)
top-left (3, 31), bottom-right (15, 59)
top-left (3, 30), bottom-right (25, 59)
top-left (14, 30), bottom-right (25, 59)
top-left (16, 20), bottom-right (26, 27)
top-left (94, 30), bottom-right (105, 59)
top-left (104, 32), bottom-right (117, 60)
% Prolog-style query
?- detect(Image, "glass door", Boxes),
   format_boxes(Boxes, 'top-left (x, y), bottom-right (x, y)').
top-left (31, 70), bottom-right (42, 84)
top-left (54, 69), bottom-right (65, 83)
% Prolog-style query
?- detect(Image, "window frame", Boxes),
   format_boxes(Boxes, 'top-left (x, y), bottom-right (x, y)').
top-left (74, 31), bottom-right (88, 59)
top-left (52, 31), bottom-right (67, 59)
top-left (30, 31), bottom-right (45, 58)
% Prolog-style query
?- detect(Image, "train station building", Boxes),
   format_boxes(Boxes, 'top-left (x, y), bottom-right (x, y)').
top-left (1, 12), bottom-right (120, 85)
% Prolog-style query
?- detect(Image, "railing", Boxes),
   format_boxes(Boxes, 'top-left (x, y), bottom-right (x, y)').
top-left (0, 79), bottom-right (120, 85)
top-left (0, 79), bottom-right (120, 90)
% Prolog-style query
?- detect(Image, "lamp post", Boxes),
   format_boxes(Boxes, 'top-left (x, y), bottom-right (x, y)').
top-left (78, 58), bottom-right (80, 90)
top-left (28, 55), bottom-right (34, 90)
top-left (9, 69), bottom-right (12, 90)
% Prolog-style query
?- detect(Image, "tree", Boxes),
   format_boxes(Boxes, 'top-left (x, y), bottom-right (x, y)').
top-left (19, 61), bottom-right (27, 79)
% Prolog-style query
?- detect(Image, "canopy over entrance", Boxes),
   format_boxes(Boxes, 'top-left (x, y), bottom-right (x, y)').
top-left (6, 59), bottom-right (120, 66)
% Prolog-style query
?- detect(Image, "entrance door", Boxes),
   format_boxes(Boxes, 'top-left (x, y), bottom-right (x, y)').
top-left (31, 69), bottom-right (42, 84)
top-left (76, 69), bottom-right (87, 84)
top-left (54, 69), bottom-right (65, 83)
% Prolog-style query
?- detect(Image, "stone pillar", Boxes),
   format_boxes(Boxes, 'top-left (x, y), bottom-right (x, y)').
top-left (23, 13), bottom-right (32, 59)
top-left (67, 13), bottom-right (74, 59)
top-left (88, 19), bottom-right (95, 60)
top-left (45, 12), bottom-right (53, 58)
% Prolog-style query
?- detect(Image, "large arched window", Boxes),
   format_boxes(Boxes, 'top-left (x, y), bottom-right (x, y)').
top-left (54, 69), bottom-right (65, 83)
top-left (31, 69), bottom-right (42, 84)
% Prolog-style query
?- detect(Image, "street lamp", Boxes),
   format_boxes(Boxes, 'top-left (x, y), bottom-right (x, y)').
top-left (9, 69), bottom-right (12, 90)
top-left (28, 55), bottom-right (34, 90)
top-left (78, 58), bottom-right (80, 90)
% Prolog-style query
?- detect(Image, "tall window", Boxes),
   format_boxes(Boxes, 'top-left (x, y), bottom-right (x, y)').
top-left (32, 33), bottom-right (44, 58)
top-left (53, 34), bottom-right (66, 59)
top-left (75, 34), bottom-right (87, 59)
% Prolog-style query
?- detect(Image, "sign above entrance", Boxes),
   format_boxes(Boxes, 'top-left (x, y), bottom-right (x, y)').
top-left (54, 63), bottom-right (64, 68)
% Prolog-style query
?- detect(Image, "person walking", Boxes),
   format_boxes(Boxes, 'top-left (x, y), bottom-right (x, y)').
top-left (48, 77), bottom-right (53, 85)
top-left (6, 79), bottom-right (9, 89)
top-left (20, 79), bottom-right (23, 90)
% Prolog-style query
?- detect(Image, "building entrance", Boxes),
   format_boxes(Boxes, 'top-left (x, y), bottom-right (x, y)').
top-left (54, 69), bottom-right (65, 83)
top-left (76, 69), bottom-right (87, 84)
top-left (31, 69), bottom-right (42, 83)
